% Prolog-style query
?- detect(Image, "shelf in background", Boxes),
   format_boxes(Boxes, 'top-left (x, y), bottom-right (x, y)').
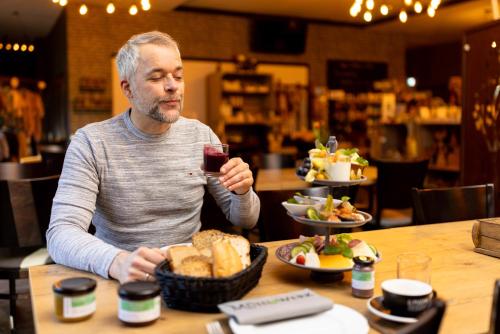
top-left (222, 90), bottom-right (270, 96)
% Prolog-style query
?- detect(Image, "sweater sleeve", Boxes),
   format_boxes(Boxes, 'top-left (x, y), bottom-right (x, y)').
top-left (205, 129), bottom-right (260, 229)
top-left (46, 131), bottom-right (122, 278)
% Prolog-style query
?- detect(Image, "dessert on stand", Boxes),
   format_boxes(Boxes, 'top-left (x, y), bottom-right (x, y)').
top-left (278, 139), bottom-right (379, 282)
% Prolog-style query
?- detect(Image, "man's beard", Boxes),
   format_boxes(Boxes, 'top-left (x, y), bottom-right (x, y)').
top-left (148, 103), bottom-right (181, 123)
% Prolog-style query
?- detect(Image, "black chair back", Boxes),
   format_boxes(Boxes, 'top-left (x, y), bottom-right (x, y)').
top-left (373, 158), bottom-right (429, 227)
top-left (396, 299), bottom-right (446, 334)
top-left (412, 184), bottom-right (495, 225)
top-left (0, 174), bottom-right (60, 248)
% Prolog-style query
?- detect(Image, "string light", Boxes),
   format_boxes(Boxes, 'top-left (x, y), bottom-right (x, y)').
top-left (129, 5), bottom-right (138, 15)
top-left (427, 6), bottom-right (436, 17)
top-left (59, 0), bottom-right (67, 6)
top-left (0, 43), bottom-right (3, 50)
top-left (106, 3), bottom-right (115, 14)
top-left (28, 45), bottom-right (35, 52)
top-left (349, 0), bottom-right (439, 22)
top-left (380, 5), bottom-right (389, 15)
top-left (79, 4), bottom-right (88, 15)
top-left (21, 44), bottom-right (27, 52)
top-left (6, 44), bottom-right (12, 51)
top-left (141, 0), bottom-right (151, 11)
top-left (52, 0), bottom-right (59, 3)
top-left (492, 41), bottom-right (497, 49)
top-left (13, 43), bottom-right (19, 51)
top-left (414, 1), bottom-right (423, 13)
top-left (363, 11), bottom-right (373, 22)
top-left (399, 10), bottom-right (408, 23)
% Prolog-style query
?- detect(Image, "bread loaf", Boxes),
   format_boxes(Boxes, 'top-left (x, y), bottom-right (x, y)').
top-left (192, 229), bottom-right (225, 257)
top-left (212, 240), bottom-right (243, 278)
top-left (168, 246), bottom-right (201, 271)
top-left (223, 235), bottom-right (251, 268)
top-left (175, 255), bottom-right (212, 277)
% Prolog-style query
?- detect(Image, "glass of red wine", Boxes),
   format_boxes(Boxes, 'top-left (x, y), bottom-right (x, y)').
top-left (203, 144), bottom-right (229, 177)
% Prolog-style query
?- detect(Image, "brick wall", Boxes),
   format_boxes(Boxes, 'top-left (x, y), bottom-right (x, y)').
top-left (65, 3), bottom-right (406, 132)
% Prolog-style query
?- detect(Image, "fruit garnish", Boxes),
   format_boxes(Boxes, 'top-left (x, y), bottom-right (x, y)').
top-left (296, 254), bottom-right (306, 265)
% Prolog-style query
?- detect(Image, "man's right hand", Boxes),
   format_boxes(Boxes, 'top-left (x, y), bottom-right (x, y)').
top-left (109, 247), bottom-right (166, 284)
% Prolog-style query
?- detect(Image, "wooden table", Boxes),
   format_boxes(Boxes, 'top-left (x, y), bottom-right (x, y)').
top-left (30, 221), bottom-right (498, 334)
top-left (255, 166), bottom-right (377, 192)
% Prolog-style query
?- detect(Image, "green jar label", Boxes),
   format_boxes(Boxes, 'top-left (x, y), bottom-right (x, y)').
top-left (63, 292), bottom-right (96, 318)
top-left (118, 296), bottom-right (161, 323)
top-left (121, 299), bottom-right (156, 312)
top-left (352, 271), bottom-right (373, 281)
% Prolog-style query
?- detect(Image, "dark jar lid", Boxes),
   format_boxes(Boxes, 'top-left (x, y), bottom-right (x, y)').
top-left (353, 256), bottom-right (375, 266)
top-left (53, 277), bottom-right (97, 296)
top-left (118, 282), bottom-right (160, 301)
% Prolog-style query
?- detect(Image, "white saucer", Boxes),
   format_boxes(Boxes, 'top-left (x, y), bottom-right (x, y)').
top-left (229, 304), bottom-right (369, 334)
top-left (366, 296), bottom-right (418, 324)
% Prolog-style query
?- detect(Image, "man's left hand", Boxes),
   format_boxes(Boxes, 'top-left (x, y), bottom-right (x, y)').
top-left (219, 158), bottom-right (254, 194)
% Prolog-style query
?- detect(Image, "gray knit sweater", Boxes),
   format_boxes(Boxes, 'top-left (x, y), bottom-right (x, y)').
top-left (46, 111), bottom-right (260, 278)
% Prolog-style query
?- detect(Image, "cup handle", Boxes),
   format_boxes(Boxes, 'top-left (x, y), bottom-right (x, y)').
top-left (432, 290), bottom-right (437, 299)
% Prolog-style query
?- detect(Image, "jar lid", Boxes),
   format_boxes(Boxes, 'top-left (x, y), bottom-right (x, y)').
top-left (118, 282), bottom-right (160, 300)
top-left (53, 277), bottom-right (97, 295)
top-left (353, 256), bottom-right (375, 265)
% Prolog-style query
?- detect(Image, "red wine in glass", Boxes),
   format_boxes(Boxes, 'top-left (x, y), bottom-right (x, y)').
top-left (203, 144), bottom-right (229, 176)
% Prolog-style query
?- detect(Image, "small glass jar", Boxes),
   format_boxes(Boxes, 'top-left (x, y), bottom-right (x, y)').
top-left (118, 281), bottom-right (161, 326)
top-left (351, 256), bottom-right (375, 298)
top-left (53, 277), bottom-right (97, 322)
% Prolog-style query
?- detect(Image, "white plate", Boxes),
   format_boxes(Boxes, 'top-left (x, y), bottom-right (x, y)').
top-left (229, 304), bottom-right (369, 334)
top-left (366, 296), bottom-right (417, 324)
top-left (287, 211), bottom-right (372, 228)
top-left (298, 174), bottom-right (367, 186)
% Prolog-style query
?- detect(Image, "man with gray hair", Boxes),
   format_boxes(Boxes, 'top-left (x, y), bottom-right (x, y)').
top-left (47, 31), bottom-right (260, 283)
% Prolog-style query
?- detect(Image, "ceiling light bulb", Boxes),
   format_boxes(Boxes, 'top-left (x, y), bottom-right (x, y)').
top-left (414, 1), bottom-right (423, 13)
top-left (6, 44), bottom-right (12, 50)
top-left (363, 11), bottom-right (372, 22)
top-left (427, 6), bottom-right (435, 17)
top-left (52, 0), bottom-right (59, 3)
top-left (366, 0), bottom-right (375, 10)
top-left (380, 5), bottom-right (389, 15)
top-left (350, 5), bottom-right (360, 17)
top-left (399, 10), bottom-right (408, 22)
top-left (141, 0), bottom-right (151, 11)
top-left (59, 0), bottom-right (67, 6)
top-left (28, 45), bottom-right (34, 52)
top-left (79, 4), bottom-right (88, 15)
top-left (129, 5), bottom-right (138, 15)
top-left (13, 43), bottom-right (19, 51)
top-left (21, 44), bottom-right (27, 52)
top-left (106, 3), bottom-right (115, 14)
top-left (430, 0), bottom-right (441, 9)
top-left (463, 43), bottom-right (470, 52)
top-left (0, 43), bottom-right (3, 50)
top-left (404, 0), bottom-right (412, 5)
top-left (492, 41), bottom-right (497, 48)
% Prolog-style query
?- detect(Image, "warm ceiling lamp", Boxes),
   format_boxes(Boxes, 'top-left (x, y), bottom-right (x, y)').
top-left (13, 43), bottom-right (20, 51)
top-left (106, 3), bottom-right (115, 14)
top-left (129, 5), bottom-right (138, 15)
top-left (59, 0), bottom-right (67, 6)
top-left (79, 4), bottom-right (88, 15)
top-left (363, 11), bottom-right (373, 21)
top-left (28, 45), bottom-right (35, 52)
top-left (399, 10), bottom-right (408, 22)
top-left (380, 4), bottom-right (389, 15)
top-left (404, 0), bottom-right (412, 5)
top-left (141, 0), bottom-right (151, 11)
top-left (366, 0), bottom-right (375, 10)
top-left (21, 44), bottom-right (27, 52)
top-left (427, 6), bottom-right (436, 17)
top-left (414, 1), bottom-right (423, 13)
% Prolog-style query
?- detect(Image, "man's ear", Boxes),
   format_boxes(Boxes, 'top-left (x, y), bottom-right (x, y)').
top-left (121, 80), bottom-right (132, 99)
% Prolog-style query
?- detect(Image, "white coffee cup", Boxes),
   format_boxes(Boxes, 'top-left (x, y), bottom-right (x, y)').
top-left (326, 161), bottom-right (351, 181)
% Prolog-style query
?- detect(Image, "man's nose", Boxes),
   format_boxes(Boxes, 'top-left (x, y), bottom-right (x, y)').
top-left (164, 74), bottom-right (178, 92)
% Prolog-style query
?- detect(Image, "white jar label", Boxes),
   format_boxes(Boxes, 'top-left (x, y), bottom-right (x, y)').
top-left (118, 296), bottom-right (161, 323)
top-left (63, 293), bottom-right (96, 318)
top-left (352, 270), bottom-right (375, 290)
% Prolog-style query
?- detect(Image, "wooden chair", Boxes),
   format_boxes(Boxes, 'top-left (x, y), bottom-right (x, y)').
top-left (396, 299), bottom-right (446, 334)
top-left (372, 158), bottom-right (429, 228)
top-left (411, 184), bottom-right (495, 225)
top-left (489, 279), bottom-right (500, 334)
top-left (0, 174), bottom-right (59, 331)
